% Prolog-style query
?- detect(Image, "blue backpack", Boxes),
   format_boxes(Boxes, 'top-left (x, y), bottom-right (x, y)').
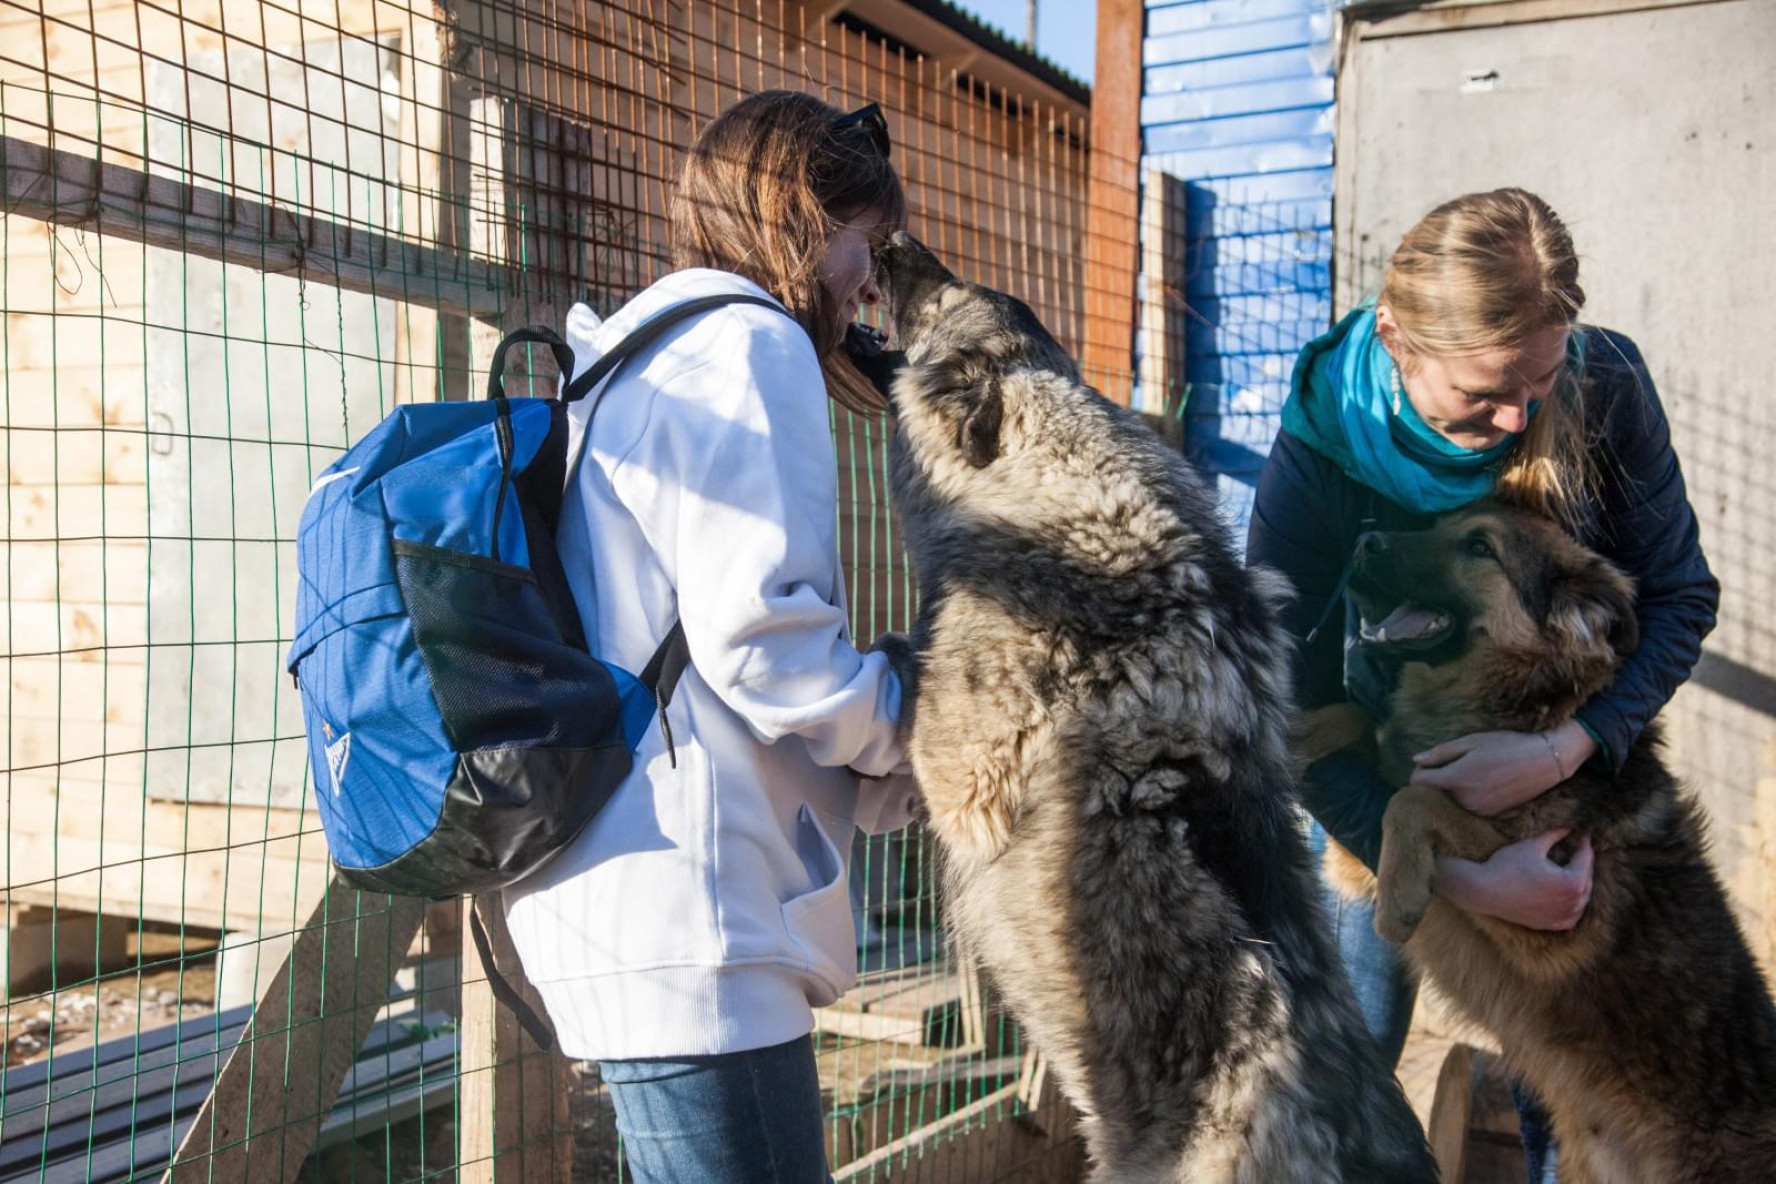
top-left (288, 295), bottom-right (784, 1034)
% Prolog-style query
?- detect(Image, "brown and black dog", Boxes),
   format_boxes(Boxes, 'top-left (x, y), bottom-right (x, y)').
top-left (1307, 505), bottom-right (1776, 1183)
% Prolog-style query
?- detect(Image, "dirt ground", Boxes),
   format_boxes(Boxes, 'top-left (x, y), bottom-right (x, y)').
top-left (3, 925), bottom-right (221, 1070)
top-left (4, 918), bottom-right (1481, 1182)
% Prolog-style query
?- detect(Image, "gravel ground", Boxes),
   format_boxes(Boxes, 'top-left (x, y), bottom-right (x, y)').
top-left (3, 927), bottom-right (220, 1070)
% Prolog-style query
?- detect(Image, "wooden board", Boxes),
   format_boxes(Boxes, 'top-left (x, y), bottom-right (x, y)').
top-left (1426, 1043), bottom-right (1535, 1184)
top-left (164, 875), bottom-right (427, 1183)
top-left (0, 134), bottom-right (514, 321)
top-left (2, 776), bottom-right (331, 933)
top-left (457, 894), bottom-right (571, 1184)
top-left (815, 965), bottom-right (983, 1049)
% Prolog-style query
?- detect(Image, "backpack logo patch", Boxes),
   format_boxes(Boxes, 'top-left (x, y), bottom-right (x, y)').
top-left (325, 730), bottom-right (352, 797)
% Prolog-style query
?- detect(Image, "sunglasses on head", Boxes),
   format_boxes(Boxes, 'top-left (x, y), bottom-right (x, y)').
top-left (832, 102), bottom-right (891, 160)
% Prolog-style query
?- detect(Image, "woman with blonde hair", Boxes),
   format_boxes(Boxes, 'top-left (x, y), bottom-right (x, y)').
top-left (1247, 188), bottom-right (1718, 1179)
top-left (502, 91), bottom-right (916, 1182)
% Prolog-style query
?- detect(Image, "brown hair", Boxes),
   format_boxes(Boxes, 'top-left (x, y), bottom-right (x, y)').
top-left (1378, 188), bottom-right (1592, 528)
top-left (672, 90), bottom-right (906, 414)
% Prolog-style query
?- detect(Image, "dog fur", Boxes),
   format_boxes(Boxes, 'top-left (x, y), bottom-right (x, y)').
top-left (1314, 505), bottom-right (1776, 1183)
top-left (871, 233), bottom-right (1436, 1183)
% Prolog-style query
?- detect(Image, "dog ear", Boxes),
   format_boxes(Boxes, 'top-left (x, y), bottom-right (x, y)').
top-left (958, 382), bottom-right (1003, 468)
top-left (1549, 558), bottom-right (1638, 662)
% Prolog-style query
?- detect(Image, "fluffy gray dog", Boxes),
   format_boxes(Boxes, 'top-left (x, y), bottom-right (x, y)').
top-left (870, 233), bottom-right (1436, 1183)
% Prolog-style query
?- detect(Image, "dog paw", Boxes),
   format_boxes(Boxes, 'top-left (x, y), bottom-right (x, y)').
top-left (871, 632), bottom-right (918, 692)
top-left (1374, 903), bottom-right (1424, 944)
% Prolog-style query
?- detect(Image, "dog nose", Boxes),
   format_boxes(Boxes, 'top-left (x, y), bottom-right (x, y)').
top-left (1356, 532), bottom-right (1389, 560)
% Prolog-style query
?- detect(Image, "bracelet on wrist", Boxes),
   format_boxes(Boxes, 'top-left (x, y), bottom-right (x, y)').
top-left (1540, 730), bottom-right (1569, 782)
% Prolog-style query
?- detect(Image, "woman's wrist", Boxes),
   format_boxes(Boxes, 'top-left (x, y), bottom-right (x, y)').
top-left (1431, 855), bottom-right (1489, 915)
top-left (1543, 719), bottom-right (1598, 782)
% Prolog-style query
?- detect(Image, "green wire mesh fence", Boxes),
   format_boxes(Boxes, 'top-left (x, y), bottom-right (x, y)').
top-left (0, 1), bottom-right (1122, 1179)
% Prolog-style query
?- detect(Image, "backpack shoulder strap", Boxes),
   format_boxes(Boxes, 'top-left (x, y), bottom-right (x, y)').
top-left (559, 292), bottom-right (794, 768)
top-left (639, 621), bottom-right (691, 769)
top-left (561, 292), bottom-right (791, 404)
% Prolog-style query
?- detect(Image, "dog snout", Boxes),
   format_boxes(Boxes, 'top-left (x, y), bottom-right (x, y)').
top-left (877, 232), bottom-right (949, 287)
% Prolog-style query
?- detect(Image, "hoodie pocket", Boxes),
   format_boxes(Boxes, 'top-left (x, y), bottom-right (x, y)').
top-left (780, 803), bottom-right (856, 999)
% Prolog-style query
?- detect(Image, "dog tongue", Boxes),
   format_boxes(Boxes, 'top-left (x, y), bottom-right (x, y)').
top-left (1371, 605), bottom-right (1443, 641)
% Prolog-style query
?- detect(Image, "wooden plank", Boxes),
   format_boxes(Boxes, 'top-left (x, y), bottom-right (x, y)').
top-left (0, 1014), bottom-right (251, 1169)
top-left (0, 134), bottom-right (514, 321)
top-left (3, 778), bottom-right (316, 848)
top-left (458, 894), bottom-right (572, 1184)
top-left (1, 1006), bottom-right (454, 1180)
top-left (817, 968), bottom-right (975, 1047)
top-left (1138, 169), bottom-right (1188, 428)
top-left (959, 960), bottom-right (986, 1049)
top-left (834, 1081), bottom-right (1034, 1181)
top-left (815, 1005), bottom-right (942, 1046)
top-left (391, 7), bottom-right (448, 407)
top-left (858, 1053), bottom-right (1026, 1099)
top-left (1426, 1042), bottom-right (1475, 1183)
top-left (1425, 1042), bottom-right (1533, 1184)
top-left (865, 969), bottom-right (964, 1019)
top-left (3, 832), bottom-right (333, 934)
top-left (163, 875), bottom-right (427, 1184)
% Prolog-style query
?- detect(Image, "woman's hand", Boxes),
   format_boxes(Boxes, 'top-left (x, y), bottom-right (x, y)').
top-left (1409, 719), bottom-right (1598, 816)
top-left (1433, 828), bottom-right (1594, 931)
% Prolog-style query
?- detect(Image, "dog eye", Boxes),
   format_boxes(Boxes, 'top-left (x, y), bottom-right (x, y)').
top-left (1464, 536), bottom-right (1496, 560)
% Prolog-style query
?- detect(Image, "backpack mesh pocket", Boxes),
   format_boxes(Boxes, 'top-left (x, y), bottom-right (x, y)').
top-left (392, 539), bottom-right (617, 752)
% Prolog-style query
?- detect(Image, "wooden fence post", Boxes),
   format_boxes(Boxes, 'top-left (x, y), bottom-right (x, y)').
top-left (1138, 169), bottom-right (1189, 436)
top-left (165, 876), bottom-right (428, 1183)
top-left (457, 894), bottom-right (574, 1183)
top-left (1081, 0), bottom-right (1145, 405)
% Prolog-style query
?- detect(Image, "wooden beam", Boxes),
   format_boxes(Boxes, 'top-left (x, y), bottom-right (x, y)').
top-left (1138, 169), bottom-right (1188, 427)
top-left (0, 134), bottom-right (514, 321)
top-left (833, 1074), bottom-right (1082, 1182)
top-left (458, 894), bottom-right (573, 1184)
top-left (164, 876), bottom-right (428, 1184)
top-left (1426, 1042), bottom-right (1534, 1184)
top-left (1081, 0), bottom-right (1143, 405)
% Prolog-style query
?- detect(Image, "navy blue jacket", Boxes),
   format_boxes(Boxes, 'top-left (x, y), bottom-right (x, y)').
top-left (1246, 328), bottom-right (1718, 869)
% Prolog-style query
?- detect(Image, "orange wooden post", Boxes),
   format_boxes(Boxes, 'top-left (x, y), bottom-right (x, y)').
top-left (1082, 0), bottom-right (1144, 405)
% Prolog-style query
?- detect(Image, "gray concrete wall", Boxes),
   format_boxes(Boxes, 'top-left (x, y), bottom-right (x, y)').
top-left (1334, 0), bottom-right (1776, 957)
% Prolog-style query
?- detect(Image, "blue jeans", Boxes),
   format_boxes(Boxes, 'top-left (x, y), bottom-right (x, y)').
top-left (599, 1034), bottom-right (831, 1184)
top-left (1310, 823), bottom-right (1556, 1181)
top-left (1311, 822), bottom-right (1420, 1067)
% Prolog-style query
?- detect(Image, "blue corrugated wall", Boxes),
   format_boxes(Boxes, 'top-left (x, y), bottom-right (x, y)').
top-left (1138, 0), bottom-right (1337, 532)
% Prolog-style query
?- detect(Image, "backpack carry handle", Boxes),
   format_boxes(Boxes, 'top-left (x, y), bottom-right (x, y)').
top-left (482, 328), bottom-right (576, 563)
top-left (485, 327), bottom-right (578, 404)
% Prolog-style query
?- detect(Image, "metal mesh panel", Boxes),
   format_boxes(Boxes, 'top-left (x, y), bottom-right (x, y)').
top-left (0, 1), bottom-right (1126, 1179)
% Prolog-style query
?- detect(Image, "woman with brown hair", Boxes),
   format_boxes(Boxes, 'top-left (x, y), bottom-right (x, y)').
top-left (502, 91), bottom-right (914, 1182)
top-left (1248, 188), bottom-right (1719, 1179)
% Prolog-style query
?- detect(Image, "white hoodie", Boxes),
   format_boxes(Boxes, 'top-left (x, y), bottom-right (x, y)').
top-left (502, 269), bottom-right (918, 1061)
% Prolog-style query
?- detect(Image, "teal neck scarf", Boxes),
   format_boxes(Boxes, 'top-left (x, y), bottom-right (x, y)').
top-left (1282, 306), bottom-right (1533, 515)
